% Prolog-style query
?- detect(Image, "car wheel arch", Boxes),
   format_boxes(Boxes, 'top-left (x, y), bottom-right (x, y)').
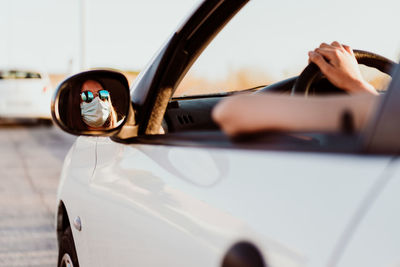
top-left (222, 241), bottom-right (267, 267)
top-left (56, 201), bottom-right (70, 243)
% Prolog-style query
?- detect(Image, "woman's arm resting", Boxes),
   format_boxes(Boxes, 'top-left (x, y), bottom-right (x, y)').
top-left (212, 93), bottom-right (380, 136)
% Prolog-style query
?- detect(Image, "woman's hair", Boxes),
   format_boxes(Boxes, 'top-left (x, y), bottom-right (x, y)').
top-left (66, 80), bottom-right (86, 130)
top-left (102, 97), bottom-right (118, 128)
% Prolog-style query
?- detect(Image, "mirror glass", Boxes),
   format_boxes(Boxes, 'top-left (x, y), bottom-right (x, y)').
top-left (54, 71), bottom-right (130, 133)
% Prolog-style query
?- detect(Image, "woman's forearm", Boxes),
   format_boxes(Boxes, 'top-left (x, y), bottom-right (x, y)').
top-left (212, 93), bottom-right (380, 136)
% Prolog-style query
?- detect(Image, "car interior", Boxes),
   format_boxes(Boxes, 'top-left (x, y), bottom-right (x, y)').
top-left (163, 50), bottom-right (397, 135)
top-left (137, 81), bottom-right (362, 153)
top-left (134, 50), bottom-right (395, 154)
top-left (130, 0), bottom-right (399, 155)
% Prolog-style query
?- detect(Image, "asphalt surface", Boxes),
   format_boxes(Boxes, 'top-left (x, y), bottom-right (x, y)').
top-left (0, 123), bottom-right (76, 267)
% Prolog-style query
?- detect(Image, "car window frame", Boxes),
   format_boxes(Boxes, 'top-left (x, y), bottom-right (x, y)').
top-left (362, 64), bottom-right (400, 154)
top-left (130, 0), bottom-right (248, 135)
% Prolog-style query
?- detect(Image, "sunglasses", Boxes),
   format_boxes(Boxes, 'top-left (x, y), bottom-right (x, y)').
top-left (81, 90), bottom-right (110, 103)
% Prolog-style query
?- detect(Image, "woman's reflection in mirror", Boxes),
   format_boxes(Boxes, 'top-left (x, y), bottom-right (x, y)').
top-left (80, 80), bottom-right (118, 129)
top-left (67, 79), bottom-right (118, 130)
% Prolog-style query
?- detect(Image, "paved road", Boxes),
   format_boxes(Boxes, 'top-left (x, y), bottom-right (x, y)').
top-left (0, 124), bottom-right (76, 267)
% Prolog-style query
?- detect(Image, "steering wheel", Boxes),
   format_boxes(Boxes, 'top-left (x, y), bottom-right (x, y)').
top-left (291, 50), bottom-right (397, 96)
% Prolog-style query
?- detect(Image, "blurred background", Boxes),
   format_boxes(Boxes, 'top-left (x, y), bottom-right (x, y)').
top-left (2, 0), bottom-right (400, 266)
top-left (0, 0), bottom-right (199, 89)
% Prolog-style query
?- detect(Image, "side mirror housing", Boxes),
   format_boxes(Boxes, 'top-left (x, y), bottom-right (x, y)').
top-left (51, 70), bottom-right (131, 136)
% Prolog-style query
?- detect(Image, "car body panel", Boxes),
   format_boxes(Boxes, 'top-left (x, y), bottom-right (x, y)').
top-left (58, 136), bottom-right (395, 267)
top-left (337, 160), bottom-right (400, 267)
top-left (56, 136), bottom-right (98, 266)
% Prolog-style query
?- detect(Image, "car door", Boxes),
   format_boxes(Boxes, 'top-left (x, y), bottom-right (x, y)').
top-left (336, 158), bottom-right (400, 267)
top-left (83, 135), bottom-right (393, 267)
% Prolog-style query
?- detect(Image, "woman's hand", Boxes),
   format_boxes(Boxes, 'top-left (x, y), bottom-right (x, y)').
top-left (308, 41), bottom-right (377, 95)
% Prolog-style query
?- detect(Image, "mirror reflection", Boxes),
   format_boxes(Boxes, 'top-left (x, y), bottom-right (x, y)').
top-left (79, 80), bottom-right (118, 129)
top-left (55, 71), bottom-right (130, 132)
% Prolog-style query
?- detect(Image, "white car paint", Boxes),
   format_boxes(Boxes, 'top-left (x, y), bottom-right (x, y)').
top-left (57, 136), bottom-right (398, 267)
top-left (0, 69), bottom-right (52, 120)
top-left (337, 164), bottom-right (400, 267)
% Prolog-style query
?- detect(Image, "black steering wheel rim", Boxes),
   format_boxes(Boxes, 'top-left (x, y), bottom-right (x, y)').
top-left (291, 49), bottom-right (397, 95)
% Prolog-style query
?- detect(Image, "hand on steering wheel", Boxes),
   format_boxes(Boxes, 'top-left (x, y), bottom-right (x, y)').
top-left (292, 42), bottom-right (397, 96)
top-left (309, 42), bottom-right (376, 94)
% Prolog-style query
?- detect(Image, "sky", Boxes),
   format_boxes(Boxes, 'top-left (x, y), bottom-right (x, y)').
top-left (2, 0), bottom-right (400, 81)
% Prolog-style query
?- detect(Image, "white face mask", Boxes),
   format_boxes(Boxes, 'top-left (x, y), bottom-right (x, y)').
top-left (80, 97), bottom-right (111, 127)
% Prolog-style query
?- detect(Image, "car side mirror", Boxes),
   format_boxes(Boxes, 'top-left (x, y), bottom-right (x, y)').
top-left (51, 70), bottom-right (131, 136)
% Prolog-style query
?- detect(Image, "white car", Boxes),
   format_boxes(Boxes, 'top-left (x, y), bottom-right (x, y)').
top-left (0, 69), bottom-right (53, 124)
top-left (51, 0), bottom-right (400, 267)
